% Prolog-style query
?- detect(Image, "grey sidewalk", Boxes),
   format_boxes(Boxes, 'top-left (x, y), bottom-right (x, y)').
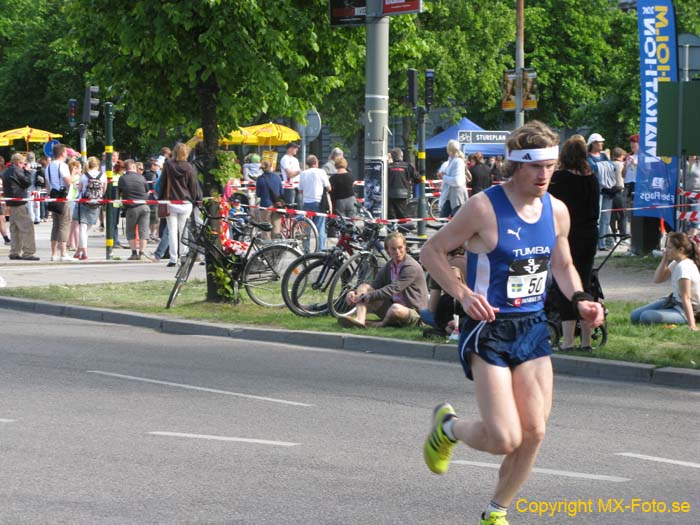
top-left (0, 295), bottom-right (697, 390)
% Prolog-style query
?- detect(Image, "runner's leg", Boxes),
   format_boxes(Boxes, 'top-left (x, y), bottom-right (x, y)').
top-left (492, 356), bottom-right (553, 506)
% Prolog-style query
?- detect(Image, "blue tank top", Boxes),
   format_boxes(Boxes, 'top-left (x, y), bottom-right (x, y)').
top-left (466, 184), bottom-right (556, 314)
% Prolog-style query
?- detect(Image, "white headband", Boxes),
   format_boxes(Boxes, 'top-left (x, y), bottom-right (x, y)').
top-left (506, 146), bottom-right (559, 163)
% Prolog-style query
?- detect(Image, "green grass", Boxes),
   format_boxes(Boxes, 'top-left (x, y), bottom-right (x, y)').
top-left (1, 280), bottom-right (698, 370)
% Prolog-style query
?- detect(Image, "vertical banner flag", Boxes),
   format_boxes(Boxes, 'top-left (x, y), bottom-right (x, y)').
top-left (635, 0), bottom-right (678, 227)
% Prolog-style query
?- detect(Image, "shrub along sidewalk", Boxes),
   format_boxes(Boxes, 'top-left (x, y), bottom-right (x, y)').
top-left (0, 280), bottom-right (697, 371)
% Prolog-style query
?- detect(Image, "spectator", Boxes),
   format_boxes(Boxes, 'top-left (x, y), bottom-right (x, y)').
top-left (279, 142), bottom-right (301, 205)
top-left (255, 159), bottom-right (283, 239)
top-left (66, 159), bottom-right (82, 252)
top-left (490, 155), bottom-right (505, 182)
top-left (119, 159), bottom-right (151, 260)
top-left (329, 158), bottom-right (356, 218)
top-left (469, 151), bottom-right (492, 195)
top-left (0, 160), bottom-right (10, 245)
top-left (3, 153), bottom-right (38, 260)
top-left (440, 140), bottom-right (468, 218)
top-left (387, 148), bottom-right (418, 220)
top-left (420, 245), bottom-right (466, 336)
top-left (157, 143), bottom-right (198, 267)
top-left (46, 143), bottom-right (75, 261)
top-left (299, 154), bottom-right (331, 251)
top-left (24, 152), bottom-right (40, 224)
top-left (36, 156), bottom-right (49, 222)
top-left (338, 232), bottom-right (428, 329)
top-left (587, 133), bottom-right (617, 251)
top-left (685, 156), bottom-right (700, 238)
top-left (74, 156), bottom-right (106, 261)
top-left (142, 158), bottom-right (160, 242)
top-left (547, 135), bottom-right (600, 351)
top-left (242, 153), bottom-right (262, 183)
top-left (622, 134), bottom-right (639, 236)
top-left (610, 147), bottom-right (628, 240)
top-left (323, 147), bottom-right (344, 175)
top-left (630, 232), bottom-right (700, 331)
top-left (111, 159), bottom-right (126, 248)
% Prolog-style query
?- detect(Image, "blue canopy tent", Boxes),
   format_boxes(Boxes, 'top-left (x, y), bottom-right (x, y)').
top-left (424, 117), bottom-right (506, 159)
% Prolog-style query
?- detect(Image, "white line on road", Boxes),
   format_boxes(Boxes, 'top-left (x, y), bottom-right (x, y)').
top-left (148, 431), bottom-right (300, 447)
top-left (0, 418), bottom-right (16, 423)
top-left (87, 370), bottom-right (313, 407)
top-left (452, 460), bottom-right (630, 482)
top-left (616, 453), bottom-right (700, 469)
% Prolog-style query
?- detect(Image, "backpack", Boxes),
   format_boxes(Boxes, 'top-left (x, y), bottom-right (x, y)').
top-left (83, 173), bottom-right (104, 206)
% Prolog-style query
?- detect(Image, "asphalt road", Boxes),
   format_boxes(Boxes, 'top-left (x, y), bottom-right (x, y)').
top-left (1, 310), bottom-right (698, 524)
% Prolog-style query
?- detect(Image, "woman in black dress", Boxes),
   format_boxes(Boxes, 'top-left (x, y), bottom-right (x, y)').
top-left (548, 135), bottom-right (600, 350)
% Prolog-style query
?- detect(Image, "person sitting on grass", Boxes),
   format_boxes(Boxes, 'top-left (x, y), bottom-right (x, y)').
top-left (630, 232), bottom-right (700, 331)
top-left (338, 232), bottom-right (428, 329)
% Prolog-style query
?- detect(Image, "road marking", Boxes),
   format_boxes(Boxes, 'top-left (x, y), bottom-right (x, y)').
top-left (148, 431), bottom-right (299, 447)
top-left (87, 370), bottom-right (313, 407)
top-left (452, 460), bottom-right (630, 482)
top-left (0, 418), bottom-right (16, 423)
top-left (616, 453), bottom-right (700, 469)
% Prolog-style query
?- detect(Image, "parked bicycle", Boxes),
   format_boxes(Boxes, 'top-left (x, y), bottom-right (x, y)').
top-left (166, 203), bottom-right (302, 309)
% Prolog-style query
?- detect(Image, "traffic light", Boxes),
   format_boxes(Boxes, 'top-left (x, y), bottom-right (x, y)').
top-left (407, 69), bottom-right (418, 108)
top-left (425, 69), bottom-right (435, 109)
top-left (82, 85), bottom-right (100, 122)
top-left (68, 99), bottom-right (78, 127)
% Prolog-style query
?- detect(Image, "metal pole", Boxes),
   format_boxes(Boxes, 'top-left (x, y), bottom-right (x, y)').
top-left (678, 45), bottom-right (689, 232)
top-left (365, 0), bottom-right (389, 219)
top-left (515, 0), bottom-right (525, 128)
top-left (104, 102), bottom-right (115, 260)
top-left (416, 106), bottom-right (427, 236)
top-left (79, 124), bottom-right (87, 167)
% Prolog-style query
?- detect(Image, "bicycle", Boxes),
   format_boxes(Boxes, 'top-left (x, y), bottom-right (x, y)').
top-left (546, 234), bottom-right (629, 351)
top-left (166, 203), bottom-right (302, 309)
top-left (281, 215), bottom-right (364, 317)
top-left (278, 204), bottom-right (319, 253)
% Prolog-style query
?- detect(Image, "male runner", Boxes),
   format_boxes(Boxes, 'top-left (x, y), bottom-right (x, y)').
top-left (420, 120), bottom-right (604, 525)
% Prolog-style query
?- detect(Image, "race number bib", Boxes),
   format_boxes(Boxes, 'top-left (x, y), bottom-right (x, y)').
top-left (507, 257), bottom-right (548, 305)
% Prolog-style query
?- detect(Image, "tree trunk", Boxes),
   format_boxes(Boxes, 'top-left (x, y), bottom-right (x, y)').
top-left (197, 76), bottom-right (224, 302)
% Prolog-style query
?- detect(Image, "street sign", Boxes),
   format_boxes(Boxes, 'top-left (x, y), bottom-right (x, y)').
top-left (458, 130), bottom-right (510, 144)
top-left (44, 139), bottom-right (60, 157)
top-left (329, 0), bottom-right (366, 27)
top-left (382, 0), bottom-right (422, 16)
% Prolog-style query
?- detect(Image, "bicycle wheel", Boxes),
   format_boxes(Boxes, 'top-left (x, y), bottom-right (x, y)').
top-left (288, 256), bottom-right (343, 317)
top-left (428, 198), bottom-right (440, 220)
top-left (243, 244), bottom-right (301, 307)
top-left (291, 216), bottom-right (319, 253)
top-left (589, 321), bottom-right (608, 350)
top-left (281, 252), bottom-right (327, 315)
top-left (547, 320), bottom-right (562, 351)
top-left (327, 251), bottom-right (380, 319)
top-left (166, 250), bottom-right (199, 308)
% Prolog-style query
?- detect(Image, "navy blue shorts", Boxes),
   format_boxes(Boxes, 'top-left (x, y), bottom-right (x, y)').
top-left (457, 310), bottom-right (552, 381)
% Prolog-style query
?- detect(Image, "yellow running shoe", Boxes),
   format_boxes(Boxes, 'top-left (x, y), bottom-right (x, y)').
top-left (481, 510), bottom-right (509, 525)
top-left (423, 402), bottom-right (457, 474)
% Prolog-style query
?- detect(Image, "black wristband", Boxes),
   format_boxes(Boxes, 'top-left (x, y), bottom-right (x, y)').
top-left (571, 291), bottom-right (595, 319)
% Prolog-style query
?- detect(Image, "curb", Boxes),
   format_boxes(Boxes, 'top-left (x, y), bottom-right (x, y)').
top-left (0, 296), bottom-right (697, 390)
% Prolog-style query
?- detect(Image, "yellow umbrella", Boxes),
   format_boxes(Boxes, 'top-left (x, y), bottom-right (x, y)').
top-left (187, 127), bottom-right (252, 147)
top-left (240, 123), bottom-right (300, 146)
top-left (0, 126), bottom-right (63, 144)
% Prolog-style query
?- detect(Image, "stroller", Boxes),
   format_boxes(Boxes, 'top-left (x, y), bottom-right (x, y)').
top-left (546, 234), bottom-right (630, 351)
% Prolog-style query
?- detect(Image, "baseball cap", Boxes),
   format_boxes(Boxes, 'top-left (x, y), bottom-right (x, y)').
top-left (628, 134), bottom-right (639, 143)
top-left (587, 133), bottom-right (605, 145)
